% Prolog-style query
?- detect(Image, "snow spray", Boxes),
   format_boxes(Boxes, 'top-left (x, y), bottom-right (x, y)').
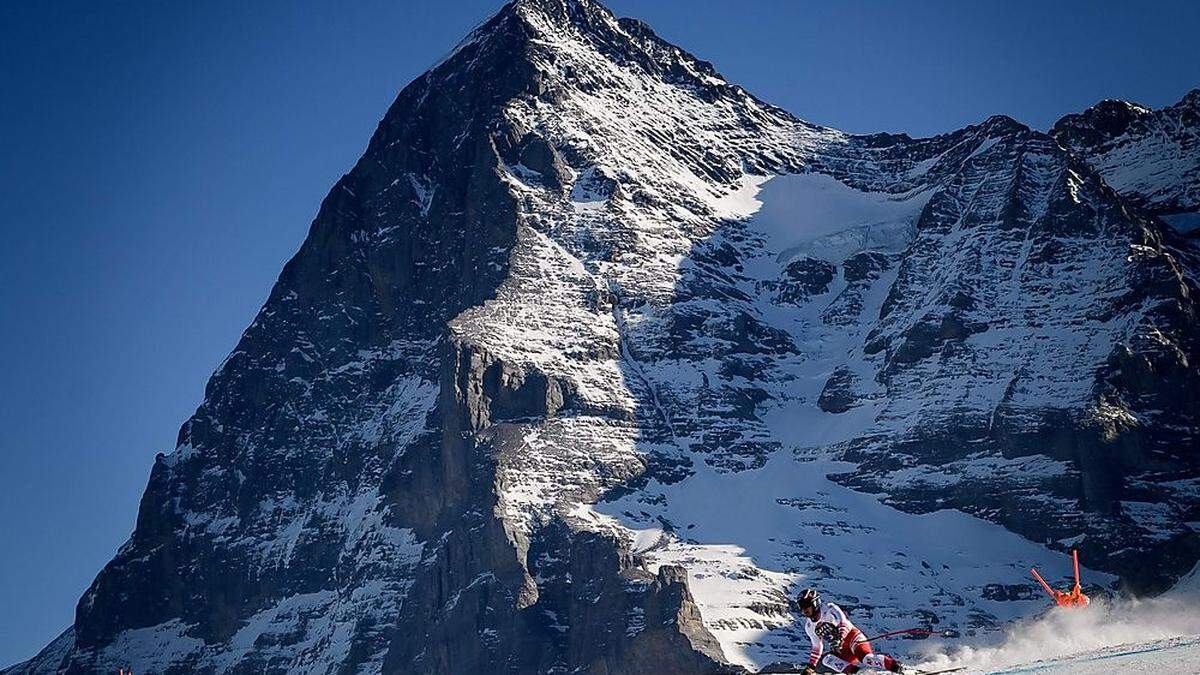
top-left (912, 579), bottom-right (1200, 673)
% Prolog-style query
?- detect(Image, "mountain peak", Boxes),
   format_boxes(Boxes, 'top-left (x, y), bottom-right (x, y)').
top-left (1051, 98), bottom-right (1148, 143)
top-left (979, 113), bottom-right (1028, 134)
top-left (427, 0), bottom-right (741, 105)
top-left (1052, 87), bottom-right (1200, 216)
top-left (508, 0), bottom-right (611, 25)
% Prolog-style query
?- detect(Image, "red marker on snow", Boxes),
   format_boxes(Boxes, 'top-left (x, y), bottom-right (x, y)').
top-left (1031, 549), bottom-right (1090, 608)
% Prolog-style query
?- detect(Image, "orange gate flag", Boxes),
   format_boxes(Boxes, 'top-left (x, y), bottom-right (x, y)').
top-left (1031, 549), bottom-right (1090, 608)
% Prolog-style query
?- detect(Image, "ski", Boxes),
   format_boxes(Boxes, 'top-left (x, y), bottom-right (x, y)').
top-left (758, 659), bottom-right (970, 674)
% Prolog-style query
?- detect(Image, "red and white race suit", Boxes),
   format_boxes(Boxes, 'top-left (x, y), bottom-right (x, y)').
top-left (803, 602), bottom-right (899, 673)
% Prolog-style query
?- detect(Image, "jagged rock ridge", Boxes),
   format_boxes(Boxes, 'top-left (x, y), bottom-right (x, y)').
top-left (1052, 89), bottom-right (1200, 232)
top-left (9, 1), bottom-right (1200, 673)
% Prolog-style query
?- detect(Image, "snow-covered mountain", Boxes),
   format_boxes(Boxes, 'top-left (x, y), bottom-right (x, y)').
top-left (10, 1), bottom-right (1200, 673)
top-left (1052, 89), bottom-right (1200, 233)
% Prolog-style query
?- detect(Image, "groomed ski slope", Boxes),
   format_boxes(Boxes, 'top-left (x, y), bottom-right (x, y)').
top-left (958, 637), bottom-right (1200, 675)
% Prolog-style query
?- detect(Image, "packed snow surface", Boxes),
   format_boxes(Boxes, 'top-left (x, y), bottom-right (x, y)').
top-left (958, 637), bottom-right (1200, 675)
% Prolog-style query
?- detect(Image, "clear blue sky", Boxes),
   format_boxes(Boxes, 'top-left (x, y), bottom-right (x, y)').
top-left (1, 0), bottom-right (1196, 666)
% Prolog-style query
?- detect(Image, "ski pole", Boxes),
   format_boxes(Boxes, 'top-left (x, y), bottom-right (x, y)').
top-left (856, 628), bottom-right (960, 642)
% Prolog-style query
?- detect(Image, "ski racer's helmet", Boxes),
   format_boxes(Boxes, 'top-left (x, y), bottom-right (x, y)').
top-left (797, 588), bottom-right (820, 615)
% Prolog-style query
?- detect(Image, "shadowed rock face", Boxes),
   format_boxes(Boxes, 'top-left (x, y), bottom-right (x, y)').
top-left (1052, 89), bottom-right (1200, 220)
top-left (10, 1), bottom-right (1200, 673)
top-left (837, 136), bottom-right (1200, 593)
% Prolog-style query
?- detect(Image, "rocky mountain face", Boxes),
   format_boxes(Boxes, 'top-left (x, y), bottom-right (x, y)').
top-left (11, 1), bottom-right (1200, 673)
top-left (1052, 90), bottom-right (1200, 233)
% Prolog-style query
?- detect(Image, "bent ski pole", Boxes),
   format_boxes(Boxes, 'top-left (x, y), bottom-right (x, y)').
top-left (857, 628), bottom-right (959, 642)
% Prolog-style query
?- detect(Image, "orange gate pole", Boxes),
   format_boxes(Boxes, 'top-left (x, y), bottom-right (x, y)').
top-left (1030, 567), bottom-right (1056, 599)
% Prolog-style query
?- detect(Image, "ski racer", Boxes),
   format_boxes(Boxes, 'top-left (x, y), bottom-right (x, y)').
top-left (796, 588), bottom-right (905, 674)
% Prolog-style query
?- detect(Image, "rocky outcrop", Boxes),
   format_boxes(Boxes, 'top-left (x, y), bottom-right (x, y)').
top-left (378, 339), bottom-right (728, 674)
top-left (1052, 89), bottom-right (1200, 224)
top-left (773, 258), bottom-right (836, 304)
top-left (817, 366), bottom-right (860, 414)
